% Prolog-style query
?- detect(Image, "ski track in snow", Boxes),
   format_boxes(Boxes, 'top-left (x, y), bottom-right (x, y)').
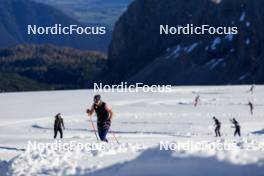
top-left (0, 86), bottom-right (264, 175)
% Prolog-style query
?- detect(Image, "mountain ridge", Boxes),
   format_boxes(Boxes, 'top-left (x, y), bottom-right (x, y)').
top-left (106, 0), bottom-right (264, 85)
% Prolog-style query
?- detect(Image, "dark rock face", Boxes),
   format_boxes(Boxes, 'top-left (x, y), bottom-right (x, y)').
top-left (107, 0), bottom-right (264, 85)
top-left (0, 0), bottom-right (110, 52)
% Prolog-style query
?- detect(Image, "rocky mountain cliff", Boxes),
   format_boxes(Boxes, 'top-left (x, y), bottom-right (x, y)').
top-left (106, 0), bottom-right (264, 85)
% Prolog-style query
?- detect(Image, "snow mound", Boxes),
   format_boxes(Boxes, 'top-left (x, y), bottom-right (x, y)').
top-left (90, 146), bottom-right (264, 176)
top-left (6, 142), bottom-right (145, 176)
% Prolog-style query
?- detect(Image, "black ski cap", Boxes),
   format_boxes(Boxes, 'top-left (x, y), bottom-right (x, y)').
top-left (94, 94), bottom-right (101, 102)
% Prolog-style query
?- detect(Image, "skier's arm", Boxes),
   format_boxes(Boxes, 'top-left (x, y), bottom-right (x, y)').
top-left (87, 105), bottom-right (94, 116)
top-left (62, 118), bottom-right (65, 130)
top-left (105, 104), bottom-right (113, 120)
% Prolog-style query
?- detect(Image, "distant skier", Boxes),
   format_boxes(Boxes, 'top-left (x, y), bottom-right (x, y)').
top-left (213, 116), bottom-right (221, 137)
top-left (230, 118), bottom-right (241, 137)
top-left (247, 85), bottom-right (255, 94)
top-left (54, 113), bottom-right (65, 139)
top-left (248, 101), bottom-right (254, 115)
top-left (87, 95), bottom-right (113, 142)
top-left (194, 95), bottom-right (200, 107)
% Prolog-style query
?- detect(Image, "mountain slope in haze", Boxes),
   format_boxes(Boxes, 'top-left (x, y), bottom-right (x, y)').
top-left (0, 44), bottom-right (107, 92)
top-left (107, 0), bottom-right (264, 85)
top-left (0, 0), bottom-right (110, 52)
top-left (33, 0), bottom-right (134, 28)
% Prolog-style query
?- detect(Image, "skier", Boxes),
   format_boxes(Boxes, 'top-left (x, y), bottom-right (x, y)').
top-left (230, 118), bottom-right (241, 137)
top-left (248, 101), bottom-right (254, 115)
top-left (86, 94), bottom-right (113, 142)
top-left (247, 85), bottom-right (255, 94)
top-left (194, 95), bottom-right (200, 107)
top-left (54, 113), bottom-right (65, 139)
top-left (213, 116), bottom-right (221, 137)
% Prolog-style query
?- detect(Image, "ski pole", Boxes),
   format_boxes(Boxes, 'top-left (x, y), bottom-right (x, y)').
top-left (110, 130), bottom-right (120, 144)
top-left (88, 114), bottom-right (99, 142)
top-left (109, 113), bottom-right (120, 144)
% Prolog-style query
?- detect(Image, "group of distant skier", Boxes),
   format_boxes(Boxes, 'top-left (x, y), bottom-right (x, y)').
top-left (212, 116), bottom-right (241, 137)
top-left (194, 85), bottom-right (255, 137)
top-left (53, 85), bottom-right (256, 141)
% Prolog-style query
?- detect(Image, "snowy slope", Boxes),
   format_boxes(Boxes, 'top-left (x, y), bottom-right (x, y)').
top-left (0, 86), bottom-right (264, 175)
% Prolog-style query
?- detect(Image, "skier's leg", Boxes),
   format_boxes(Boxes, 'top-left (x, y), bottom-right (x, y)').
top-left (54, 129), bottom-right (57, 139)
top-left (216, 127), bottom-right (219, 137)
top-left (234, 129), bottom-right (237, 136)
top-left (102, 129), bottom-right (109, 143)
top-left (97, 124), bottom-right (103, 141)
top-left (98, 129), bottom-right (108, 142)
top-left (98, 125), bottom-right (106, 142)
top-left (218, 127), bottom-right (221, 137)
top-left (100, 120), bottom-right (111, 142)
top-left (215, 128), bottom-right (218, 137)
top-left (59, 128), bottom-right (63, 139)
top-left (98, 130), bottom-right (104, 141)
top-left (238, 128), bottom-right (241, 136)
